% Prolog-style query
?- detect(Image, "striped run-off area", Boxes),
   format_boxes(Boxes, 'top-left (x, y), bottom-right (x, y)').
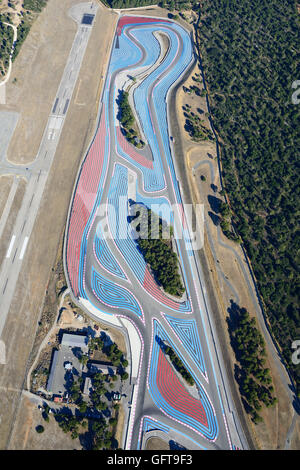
top-left (148, 319), bottom-right (218, 441)
top-left (116, 126), bottom-right (153, 169)
top-left (116, 16), bottom-right (171, 36)
top-left (66, 111), bottom-right (107, 297)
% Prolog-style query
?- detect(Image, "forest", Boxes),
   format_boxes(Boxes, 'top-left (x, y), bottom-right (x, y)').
top-left (196, 0), bottom-right (300, 397)
top-left (163, 343), bottom-right (195, 386)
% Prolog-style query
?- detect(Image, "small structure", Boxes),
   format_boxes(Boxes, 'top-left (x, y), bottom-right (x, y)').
top-left (113, 392), bottom-right (121, 402)
top-left (46, 333), bottom-right (89, 397)
top-left (61, 333), bottom-right (88, 351)
top-left (88, 362), bottom-right (117, 376)
top-left (83, 377), bottom-right (92, 396)
top-left (53, 396), bottom-right (63, 403)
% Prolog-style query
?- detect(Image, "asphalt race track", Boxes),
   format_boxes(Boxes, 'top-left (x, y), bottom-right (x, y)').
top-left (64, 15), bottom-right (249, 450)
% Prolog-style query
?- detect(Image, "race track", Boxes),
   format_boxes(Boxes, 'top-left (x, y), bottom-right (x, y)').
top-left (64, 14), bottom-right (248, 450)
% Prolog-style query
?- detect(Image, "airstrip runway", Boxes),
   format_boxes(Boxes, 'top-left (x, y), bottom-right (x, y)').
top-left (0, 2), bottom-right (98, 336)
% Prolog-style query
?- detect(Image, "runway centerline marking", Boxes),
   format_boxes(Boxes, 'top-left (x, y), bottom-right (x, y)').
top-left (5, 235), bottom-right (16, 259)
top-left (19, 236), bottom-right (29, 261)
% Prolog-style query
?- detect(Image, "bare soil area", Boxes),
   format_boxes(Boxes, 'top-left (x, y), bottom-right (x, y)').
top-left (145, 436), bottom-right (169, 450)
top-left (3, 0), bottom-right (117, 165)
top-left (9, 394), bottom-right (82, 450)
top-left (114, 404), bottom-right (125, 447)
top-left (0, 174), bottom-right (13, 219)
top-left (3, 0), bottom-right (79, 164)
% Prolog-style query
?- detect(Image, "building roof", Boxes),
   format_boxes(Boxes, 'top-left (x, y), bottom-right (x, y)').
top-left (46, 350), bottom-right (58, 392)
top-left (47, 336), bottom-right (86, 395)
top-left (88, 362), bottom-right (117, 375)
top-left (61, 333), bottom-right (88, 350)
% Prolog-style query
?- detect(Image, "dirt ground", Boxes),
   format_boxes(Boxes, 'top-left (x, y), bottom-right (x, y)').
top-left (3, 0), bottom-right (78, 164)
top-left (9, 395), bottom-right (82, 450)
top-left (0, 0), bottom-right (118, 450)
top-left (115, 404), bottom-right (125, 447)
top-left (145, 436), bottom-right (169, 450)
top-left (0, 175), bottom-right (13, 219)
top-left (3, 0), bottom-right (117, 165)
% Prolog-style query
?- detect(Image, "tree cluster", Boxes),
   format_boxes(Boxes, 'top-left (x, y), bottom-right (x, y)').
top-left (183, 102), bottom-right (214, 142)
top-left (89, 336), bottom-right (128, 373)
top-left (23, 1), bottom-right (48, 12)
top-left (118, 90), bottom-right (134, 129)
top-left (163, 344), bottom-right (195, 386)
top-left (227, 303), bottom-right (277, 423)
top-left (106, 0), bottom-right (199, 11)
top-left (218, 200), bottom-right (241, 243)
top-left (118, 90), bottom-right (144, 148)
top-left (55, 408), bottom-right (86, 440)
top-left (0, 14), bottom-right (14, 77)
top-left (91, 417), bottom-right (118, 450)
top-left (130, 203), bottom-right (185, 297)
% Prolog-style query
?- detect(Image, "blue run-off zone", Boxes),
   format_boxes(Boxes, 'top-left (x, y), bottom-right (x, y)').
top-left (94, 228), bottom-right (127, 280)
top-left (107, 163), bottom-right (192, 313)
top-left (164, 314), bottom-right (207, 377)
top-left (112, 22), bottom-right (193, 195)
top-left (76, 24), bottom-right (140, 300)
top-left (91, 267), bottom-right (143, 318)
top-left (107, 163), bottom-right (147, 283)
top-left (148, 319), bottom-right (218, 441)
top-left (76, 19), bottom-right (193, 315)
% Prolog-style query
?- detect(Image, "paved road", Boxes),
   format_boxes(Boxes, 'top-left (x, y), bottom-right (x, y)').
top-left (64, 15), bottom-right (249, 450)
